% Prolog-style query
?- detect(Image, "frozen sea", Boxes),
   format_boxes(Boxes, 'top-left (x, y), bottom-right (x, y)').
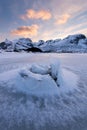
top-left (0, 52), bottom-right (87, 130)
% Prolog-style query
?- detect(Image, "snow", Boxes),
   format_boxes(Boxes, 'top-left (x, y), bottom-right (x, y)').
top-left (0, 53), bottom-right (87, 130)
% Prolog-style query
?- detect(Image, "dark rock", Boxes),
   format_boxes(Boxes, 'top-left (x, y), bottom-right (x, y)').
top-left (26, 47), bottom-right (42, 52)
top-left (0, 42), bottom-right (7, 49)
top-left (38, 40), bottom-right (45, 46)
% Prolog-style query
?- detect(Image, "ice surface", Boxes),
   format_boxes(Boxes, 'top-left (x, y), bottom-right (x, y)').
top-left (0, 53), bottom-right (87, 130)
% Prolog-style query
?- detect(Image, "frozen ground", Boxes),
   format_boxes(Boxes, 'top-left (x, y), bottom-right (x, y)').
top-left (0, 52), bottom-right (87, 130)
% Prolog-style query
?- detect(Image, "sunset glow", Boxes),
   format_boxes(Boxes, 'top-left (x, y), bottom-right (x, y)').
top-left (0, 0), bottom-right (87, 42)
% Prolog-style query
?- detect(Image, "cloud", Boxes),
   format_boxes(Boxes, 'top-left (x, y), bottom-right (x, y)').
top-left (11, 24), bottom-right (39, 37)
top-left (20, 9), bottom-right (52, 20)
top-left (50, 0), bottom-right (87, 15)
top-left (55, 14), bottom-right (70, 25)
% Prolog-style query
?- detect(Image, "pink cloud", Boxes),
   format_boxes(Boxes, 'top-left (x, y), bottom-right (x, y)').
top-left (20, 9), bottom-right (52, 20)
top-left (11, 24), bottom-right (39, 37)
top-left (55, 14), bottom-right (70, 25)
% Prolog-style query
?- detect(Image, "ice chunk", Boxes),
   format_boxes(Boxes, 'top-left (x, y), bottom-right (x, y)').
top-left (50, 60), bottom-right (60, 80)
top-left (30, 64), bottom-right (51, 75)
top-left (19, 68), bottom-right (42, 81)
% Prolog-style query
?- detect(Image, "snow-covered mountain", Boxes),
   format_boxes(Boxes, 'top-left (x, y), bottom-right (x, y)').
top-left (0, 34), bottom-right (87, 53)
top-left (0, 38), bottom-right (33, 52)
top-left (38, 34), bottom-right (87, 53)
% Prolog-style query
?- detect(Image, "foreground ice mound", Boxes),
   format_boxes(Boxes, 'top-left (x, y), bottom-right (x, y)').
top-left (19, 68), bottom-right (58, 95)
top-left (0, 61), bottom-right (78, 96)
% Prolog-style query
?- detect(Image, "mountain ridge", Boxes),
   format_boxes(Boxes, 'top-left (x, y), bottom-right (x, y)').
top-left (0, 34), bottom-right (87, 53)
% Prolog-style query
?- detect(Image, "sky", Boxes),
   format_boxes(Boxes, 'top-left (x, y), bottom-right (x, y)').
top-left (0, 0), bottom-right (87, 42)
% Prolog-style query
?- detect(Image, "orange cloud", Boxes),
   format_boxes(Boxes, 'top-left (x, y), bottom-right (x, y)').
top-left (55, 14), bottom-right (70, 25)
top-left (11, 25), bottom-right (39, 37)
top-left (21, 9), bottom-right (52, 20)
